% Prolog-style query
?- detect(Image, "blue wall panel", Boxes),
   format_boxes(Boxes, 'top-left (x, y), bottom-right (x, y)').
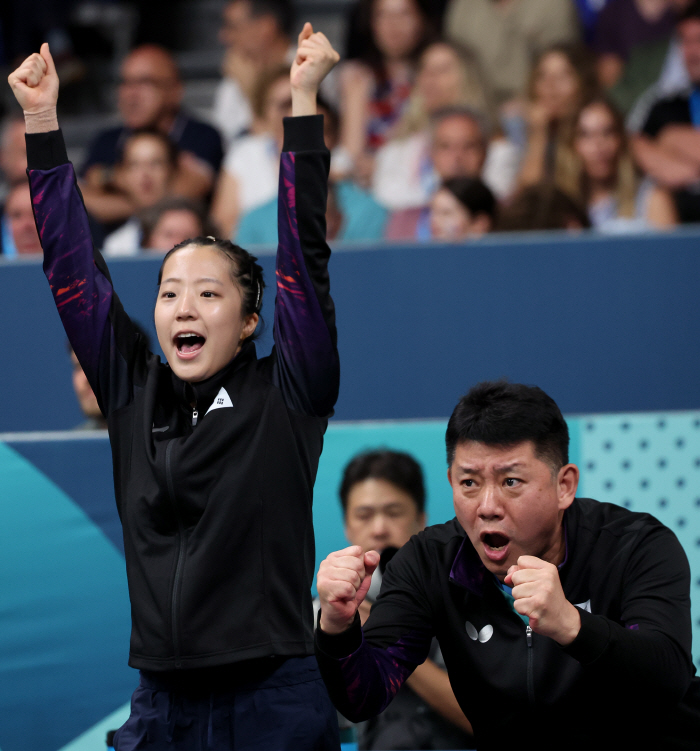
top-left (3, 229), bottom-right (700, 432)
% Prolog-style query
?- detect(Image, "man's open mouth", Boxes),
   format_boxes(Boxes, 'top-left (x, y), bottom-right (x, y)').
top-left (480, 532), bottom-right (511, 562)
top-left (175, 332), bottom-right (206, 355)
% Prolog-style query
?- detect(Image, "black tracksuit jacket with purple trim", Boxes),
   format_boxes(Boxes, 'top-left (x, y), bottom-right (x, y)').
top-left (316, 498), bottom-right (700, 750)
top-left (27, 117), bottom-right (339, 672)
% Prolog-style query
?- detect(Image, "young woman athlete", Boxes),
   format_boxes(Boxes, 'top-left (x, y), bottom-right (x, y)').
top-left (9, 25), bottom-right (341, 751)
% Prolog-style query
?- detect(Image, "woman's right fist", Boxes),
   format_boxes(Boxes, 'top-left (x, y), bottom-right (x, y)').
top-left (8, 43), bottom-right (59, 115)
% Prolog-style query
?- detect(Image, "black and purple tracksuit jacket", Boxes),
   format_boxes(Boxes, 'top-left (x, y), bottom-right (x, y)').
top-left (316, 499), bottom-right (700, 750)
top-left (27, 116), bottom-right (340, 672)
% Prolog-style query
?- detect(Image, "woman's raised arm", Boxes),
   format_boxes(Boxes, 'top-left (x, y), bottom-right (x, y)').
top-left (272, 25), bottom-right (341, 417)
top-left (8, 44), bottom-right (149, 419)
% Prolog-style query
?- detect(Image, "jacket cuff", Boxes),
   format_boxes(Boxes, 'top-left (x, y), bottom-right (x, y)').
top-left (315, 611), bottom-right (363, 658)
top-left (561, 608), bottom-right (611, 665)
top-left (282, 115), bottom-right (325, 153)
top-left (26, 129), bottom-right (69, 171)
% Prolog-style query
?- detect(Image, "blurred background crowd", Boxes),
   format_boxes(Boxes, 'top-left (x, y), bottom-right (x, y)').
top-left (2, 0), bottom-right (700, 256)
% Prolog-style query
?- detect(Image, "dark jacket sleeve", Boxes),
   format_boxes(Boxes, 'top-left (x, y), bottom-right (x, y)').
top-left (315, 541), bottom-right (434, 722)
top-left (271, 115), bottom-right (340, 417)
top-left (563, 524), bottom-right (695, 706)
top-left (27, 129), bottom-right (149, 418)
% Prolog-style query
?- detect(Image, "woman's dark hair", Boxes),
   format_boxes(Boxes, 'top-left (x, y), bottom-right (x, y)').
top-left (119, 128), bottom-right (179, 170)
top-left (445, 381), bottom-right (569, 471)
top-left (339, 449), bottom-right (426, 515)
top-left (496, 184), bottom-right (591, 232)
top-left (679, 0), bottom-right (700, 24)
top-left (157, 237), bottom-right (266, 325)
top-left (353, 0), bottom-right (437, 78)
top-left (441, 177), bottom-right (497, 220)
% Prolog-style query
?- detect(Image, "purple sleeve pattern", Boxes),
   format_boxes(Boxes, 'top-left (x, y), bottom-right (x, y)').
top-left (321, 628), bottom-right (432, 722)
top-left (273, 151), bottom-right (339, 416)
top-left (30, 163), bottom-right (113, 386)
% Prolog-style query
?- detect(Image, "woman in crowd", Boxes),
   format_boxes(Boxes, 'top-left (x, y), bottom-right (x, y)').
top-left (10, 25), bottom-right (341, 751)
top-left (339, 0), bottom-right (435, 184)
top-left (517, 44), bottom-right (598, 189)
top-left (102, 129), bottom-right (178, 255)
top-left (429, 177), bottom-right (496, 241)
top-left (211, 64), bottom-right (291, 239)
top-left (373, 40), bottom-right (519, 210)
top-left (560, 96), bottom-right (677, 231)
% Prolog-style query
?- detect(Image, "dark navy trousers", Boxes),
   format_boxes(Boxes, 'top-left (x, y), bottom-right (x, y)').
top-left (113, 656), bottom-right (340, 751)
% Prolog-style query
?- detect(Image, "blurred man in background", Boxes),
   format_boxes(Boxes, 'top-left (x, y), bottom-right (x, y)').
top-left (1, 182), bottom-right (42, 256)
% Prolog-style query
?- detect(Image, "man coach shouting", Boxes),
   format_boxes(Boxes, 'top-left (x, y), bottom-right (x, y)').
top-left (315, 382), bottom-right (700, 750)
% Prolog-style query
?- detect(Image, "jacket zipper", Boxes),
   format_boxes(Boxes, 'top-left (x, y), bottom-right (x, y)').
top-left (192, 407), bottom-right (198, 426)
top-left (165, 439), bottom-right (186, 668)
top-left (526, 624), bottom-right (535, 704)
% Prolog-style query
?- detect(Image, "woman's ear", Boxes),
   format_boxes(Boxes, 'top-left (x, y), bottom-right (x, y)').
top-left (240, 312), bottom-right (259, 341)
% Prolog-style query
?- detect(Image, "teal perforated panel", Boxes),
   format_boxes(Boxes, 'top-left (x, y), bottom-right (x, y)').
top-left (577, 411), bottom-right (700, 670)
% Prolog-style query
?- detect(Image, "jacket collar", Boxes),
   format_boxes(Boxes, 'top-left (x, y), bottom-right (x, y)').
top-left (169, 340), bottom-right (256, 413)
top-left (449, 509), bottom-right (572, 596)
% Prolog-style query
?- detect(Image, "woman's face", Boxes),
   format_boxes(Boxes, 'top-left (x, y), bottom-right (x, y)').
top-left (146, 209), bottom-right (203, 252)
top-left (430, 188), bottom-right (474, 241)
top-left (121, 134), bottom-right (174, 209)
top-left (533, 51), bottom-right (580, 119)
top-left (371, 0), bottom-right (424, 62)
top-left (417, 44), bottom-right (463, 113)
top-left (574, 102), bottom-right (622, 183)
top-left (155, 245), bottom-right (258, 382)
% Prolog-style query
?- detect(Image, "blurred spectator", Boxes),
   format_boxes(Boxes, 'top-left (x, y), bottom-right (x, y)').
top-left (212, 65), bottom-right (291, 238)
top-left (235, 101), bottom-right (388, 244)
top-left (333, 449), bottom-right (475, 750)
top-left (1, 182), bottom-right (41, 256)
top-left (0, 116), bottom-right (27, 202)
top-left (594, 0), bottom-right (677, 90)
top-left (632, 0), bottom-right (700, 221)
top-left (445, 0), bottom-right (579, 112)
top-left (559, 97), bottom-right (677, 231)
top-left (102, 130), bottom-right (178, 256)
top-left (377, 107), bottom-right (503, 240)
top-left (213, 0), bottom-right (295, 148)
top-left (497, 184), bottom-right (591, 231)
top-left (81, 45), bottom-right (223, 226)
top-left (141, 197), bottom-right (215, 252)
top-left (339, 0), bottom-right (436, 184)
top-left (517, 45), bottom-right (598, 189)
top-left (429, 177), bottom-right (496, 241)
top-left (373, 42), bottom-right (520, 206)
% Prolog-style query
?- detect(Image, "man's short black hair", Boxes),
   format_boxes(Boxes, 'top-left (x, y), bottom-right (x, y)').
top-left (445, 381), bottom-right (569, 471)
top-left (679, 0), bottom-right (700, 25)
top-left (339, 450), bottom-right (426, 515)
top-left (442, 177), bottom-right (497, 221)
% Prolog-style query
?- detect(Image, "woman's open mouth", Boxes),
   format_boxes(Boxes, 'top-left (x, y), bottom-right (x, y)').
top-left (481, 532), bottom-right (510, 563)
top-left (175, 332), bottom-right (206, 359)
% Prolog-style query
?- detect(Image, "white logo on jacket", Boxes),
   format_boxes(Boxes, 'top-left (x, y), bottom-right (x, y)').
top-left (205, 387), bottom-right (233, 416)
top-left (466, 621), bottom-right (493, 643)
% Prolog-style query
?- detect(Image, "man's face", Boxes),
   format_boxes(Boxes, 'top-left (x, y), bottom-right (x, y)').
top-left (448, 441), bottom-right (577, 580)
top-left (71, 351), bottom-right (102, 419)
top-left (118, 49), bottom-right (181, 129)
top-left (679, 18), bottom-right (700, 84)
top-left (220, 0), bottom-right (273, 57)
top-left (5, 184), bottom-right (41, 255)
top-left (431, 115), bottom-right (486, 181)
top-left (147, 209), bottom-right (203, 252)
top-left (344, 478), bottom-right (426, 554)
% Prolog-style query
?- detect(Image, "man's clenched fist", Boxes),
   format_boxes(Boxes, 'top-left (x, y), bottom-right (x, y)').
top-left (317, 546), bottom-right (380, 635)
top-left (505, 555), bottom-right (581, 645)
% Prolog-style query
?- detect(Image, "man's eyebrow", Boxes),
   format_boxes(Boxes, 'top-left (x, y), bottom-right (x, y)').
top-left (494, 462), bottom-right (526, 474)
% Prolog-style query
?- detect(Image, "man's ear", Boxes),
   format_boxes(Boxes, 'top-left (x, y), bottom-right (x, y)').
top-left (447, 467), bottom-right (453, 486)
top-left (557, 463), bottom-right (579, 511)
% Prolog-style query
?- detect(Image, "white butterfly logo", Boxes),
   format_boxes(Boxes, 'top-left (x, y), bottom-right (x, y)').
top-left (466, 621), bottom-right (493, 643)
